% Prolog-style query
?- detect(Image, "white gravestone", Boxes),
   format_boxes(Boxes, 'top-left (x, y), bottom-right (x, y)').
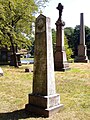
top-left (0, 67), bottom-right (3, 76)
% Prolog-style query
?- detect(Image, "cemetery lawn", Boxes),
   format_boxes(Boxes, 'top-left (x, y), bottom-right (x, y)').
top-left (0, 63), bottom-right (90, 120)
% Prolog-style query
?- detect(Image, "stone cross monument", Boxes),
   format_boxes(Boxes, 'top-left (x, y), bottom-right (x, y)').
top-left (75, 13), bottom-right (89, 62)
top-left (25, 14), bottom-right (63, 117)
top-left (54, 3), bottom-right (70, 71)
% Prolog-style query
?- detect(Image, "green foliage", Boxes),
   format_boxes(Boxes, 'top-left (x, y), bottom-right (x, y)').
top-left (0, 0), bottom-right (48, 48)
top-left (64, 26), bottom-right (79, 56)
top-left (65, 25), bottom-right (90, 57)
top-left (64, 35), bottom-right (73, 60)
top-left (52, 28), bottom-right (73, 60)
top-left (64, 27), bottom-right (74, 39)
top-left (85, 26), bottom-right (90, 48)
top-left (0, 0), bottom-right (48, 67)
top-left (52, 28), bottom-right (56, 44)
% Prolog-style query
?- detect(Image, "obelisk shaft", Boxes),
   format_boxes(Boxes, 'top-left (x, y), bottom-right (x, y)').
top-left (25, 14), bottom-right (63, 117)
top-left (74, 13), bottom-right (89, 63)
top-left (80, 13), bottom-right (85, 45)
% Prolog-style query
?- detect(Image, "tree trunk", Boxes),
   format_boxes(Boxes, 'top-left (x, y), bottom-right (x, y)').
top-left (8, 33), bottom-right (18, 67)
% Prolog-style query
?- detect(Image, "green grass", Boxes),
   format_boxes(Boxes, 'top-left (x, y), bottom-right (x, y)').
top-left (0, 63), bottom-right (90, 120)
top-left (21, 58), bottom-right (34, 61)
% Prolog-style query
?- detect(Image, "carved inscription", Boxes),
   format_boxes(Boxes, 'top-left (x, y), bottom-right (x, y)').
top-left (36, 17), bottom-right (45, 33)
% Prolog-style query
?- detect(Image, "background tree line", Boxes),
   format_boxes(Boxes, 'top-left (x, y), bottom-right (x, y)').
top-left (64, 25), bottom-right (90, 58)
top-left (52, 25), bottom-right (90, 61)
top-left (52, 28), bottom-right (73, 61)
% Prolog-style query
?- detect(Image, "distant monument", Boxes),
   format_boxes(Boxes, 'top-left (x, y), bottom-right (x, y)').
top-left (25, 14), bottom-right (63, 117)
top-left (75, 13), bottom-right (89, 62)
top-left (0, 46), bottom-right (8, 65)
top-left (0, 45), bottom-right (21, 66)
top-left (10, 45), bottom-right (21, 66)
top-left (54, 3), bottom-right (70, 71)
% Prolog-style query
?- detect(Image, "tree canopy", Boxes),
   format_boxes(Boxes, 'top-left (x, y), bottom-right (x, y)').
top-left (52, 28), bottom-right (73, 60)
top-left (65, 25), bottom-right (90, 57)
top-left (0, 0), bottom-right (48, 47)
top-left (0, 0), bottom-right (48, 67)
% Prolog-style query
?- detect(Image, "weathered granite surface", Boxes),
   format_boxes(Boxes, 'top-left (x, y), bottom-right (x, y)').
top-left (25, 14), bottom-right (63, 117)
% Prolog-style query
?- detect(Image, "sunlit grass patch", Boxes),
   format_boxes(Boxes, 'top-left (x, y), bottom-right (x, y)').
top-left (0, 63), bottom-right (90, 120)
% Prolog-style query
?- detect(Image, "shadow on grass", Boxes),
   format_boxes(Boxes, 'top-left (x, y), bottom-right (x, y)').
top-left (0, 108), bottom-right (40, 120)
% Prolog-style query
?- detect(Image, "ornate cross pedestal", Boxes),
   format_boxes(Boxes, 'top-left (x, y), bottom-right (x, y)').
top-left (25, 14), bottom-right (63, 117)
top-left (54, 3), bottom-right (70, 71)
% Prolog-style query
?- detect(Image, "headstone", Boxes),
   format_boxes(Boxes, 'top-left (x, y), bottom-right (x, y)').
top-left (75, 13), bottom-right (89, 62)
top-left (0, 46), bottom-right (8, 65)
top-left (25, 68), bottom-right (32, 72)
top-left (0, 67), bottom-right (3, 76)
top-left (10, 53), bottom-right (21, 66)
top-left (54, 3), bottom-right (70, 71)
top-left (25, 14), bottom-right (63, 117)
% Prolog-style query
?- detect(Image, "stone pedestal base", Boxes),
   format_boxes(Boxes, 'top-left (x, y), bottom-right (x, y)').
top-left (74, 56), bottom-right (89, 63)
top-left (25, 103), bottom-right (63, 117)
top-left (75, 45), bottom-right (89, 63)
top-left (54, 51), bottom-right (70, 71)
top-left (54, 62), bottom-right (70, 71)
top-left (25, 93), bottom-right (63, 117)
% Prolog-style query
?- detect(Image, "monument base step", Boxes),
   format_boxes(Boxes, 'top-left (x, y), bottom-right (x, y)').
top-left (74, 55), bottom-right (89, 63)
top-left (28, 93), bottom-right (60, 109)
top-left (74, 59), bottom-right (89, 63)
top-left (54, 63), bottom-right (70, 71)
top-left (25, 103), bottom-right (63, 117)
top-left (55, 67), bottom-right (70, 71)
top-left (74, 60), bottom-right (89, 63)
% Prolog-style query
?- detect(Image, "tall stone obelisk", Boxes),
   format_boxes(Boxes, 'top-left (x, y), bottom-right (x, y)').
top-left (54, 3), bottom-right (70, 71)
top-left (75, 13), bottom-right (89, 62)
top-left (25, 14), bottom-right (63, 117)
